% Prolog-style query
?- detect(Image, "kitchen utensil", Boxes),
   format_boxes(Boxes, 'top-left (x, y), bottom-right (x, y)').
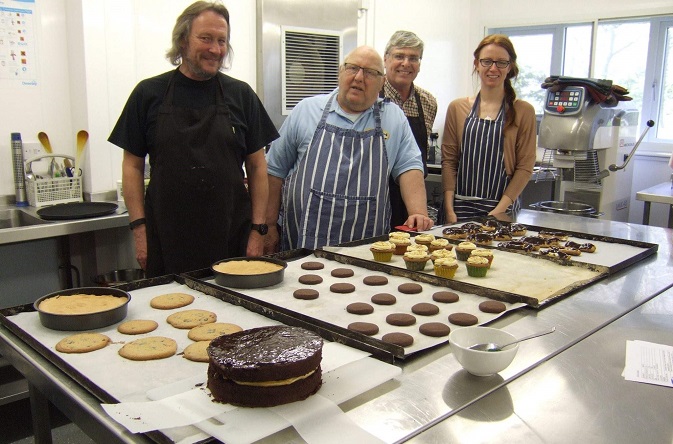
top-left (75, 130), bottom-right (88, 176)
top-left (449, 327), bottom-right (519, 376)
top-left (468, 326), bottom-right (556, 352)
top-left (37, 202), bottom-right (118, 220)
top-left (212, 257), bottom-right (287, 288)
top-left (38, 132), bottom-right (58, 177)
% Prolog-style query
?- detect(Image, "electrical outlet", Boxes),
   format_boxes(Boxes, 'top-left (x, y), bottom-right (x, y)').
top-left (22, 142), bottom-right (45, 160)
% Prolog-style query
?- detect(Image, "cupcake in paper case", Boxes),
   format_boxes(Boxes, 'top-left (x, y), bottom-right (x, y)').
top-left (389, 236), bottom-right (411, 255)
top-left (370, 241), bottom-right (396, 262)
top-left (465, 256), bottom-right (489, 277)
top-left (471, 248), bottom-right (494, 267)
top-left (407, 243), bottom-right (429, 253)
top-left (431, 248), bottom-right (455, 263)
top-left (403, 250), bottom-right (431, 271)
top-left (434, 257), bottom-right (459, 279)
top-left (414, 233), bottom-right (435, 246)
top-left (428, 237), bottom-right (452, 252)
top-left (455, 241), bottom-right (477, 261)
top-left (389, 231), bottom-right (411, 240)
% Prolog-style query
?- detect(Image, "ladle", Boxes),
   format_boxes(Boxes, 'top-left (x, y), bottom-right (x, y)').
top-left (468, 326), bottom-right (556, 352)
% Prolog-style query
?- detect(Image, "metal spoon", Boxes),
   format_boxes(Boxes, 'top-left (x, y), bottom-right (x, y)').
top-left (468, 326), bottom-right (556, 352)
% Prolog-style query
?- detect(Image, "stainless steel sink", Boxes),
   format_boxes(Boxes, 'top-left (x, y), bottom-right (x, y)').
top-left (0, 209), bottom-right (48, 229)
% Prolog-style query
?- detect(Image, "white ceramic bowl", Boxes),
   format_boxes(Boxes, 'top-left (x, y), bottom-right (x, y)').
top-left (449, 326), bottom-right (519, 376)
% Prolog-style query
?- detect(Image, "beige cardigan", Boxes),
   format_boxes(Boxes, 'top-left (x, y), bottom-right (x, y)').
top-left (440, 97), bottom-right (537, 203)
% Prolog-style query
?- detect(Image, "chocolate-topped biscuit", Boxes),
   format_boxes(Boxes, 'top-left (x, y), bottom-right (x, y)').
top-left (348, 322), bottom-right (379, 336)
top-left (398, 283), bottom-right (423, 294)
top-left (293, 289), bottom-right (319, 300)
top-left (419, 322), bottom-right (451, 337)
top-left (331, 268), bottom-right (355, 278)
top-left (411, 302), bottom-right (440, 316)
top-left (301, 261), bottom-right (325, 270)
top-left (432, 291), bottom-right (460, 303)
top-left (382, 332), bottom-right (414, 347)
top-left (386, 313), bottom-right (417, 326)
top-left (479, 300), bottom-right (507, 313)
top-left (448, 312), bottom-right (478, 326)
top-left (363, 276), bottom-right (388, 286)
top-left (371, 293), bottom-right (397, 305)
top-left (330, 283), bottom-right (356, 293)
top-left (299, 274), bottom-right (323, 285)
top-left (346, 302), bottom-right (374, 315)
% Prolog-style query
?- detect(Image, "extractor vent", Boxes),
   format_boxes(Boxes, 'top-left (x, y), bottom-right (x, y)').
top-left (282, 27), bottom-right (342, 115)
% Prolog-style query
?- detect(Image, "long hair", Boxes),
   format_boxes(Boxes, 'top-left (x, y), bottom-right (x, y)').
top-left (473, 34), bottom-right (519, 128)
top-left (165, 1), bottom-right (233, 69)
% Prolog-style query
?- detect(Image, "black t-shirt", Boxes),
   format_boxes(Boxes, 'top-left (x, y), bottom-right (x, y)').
top-left (108, 68), bottom-right (279, 165)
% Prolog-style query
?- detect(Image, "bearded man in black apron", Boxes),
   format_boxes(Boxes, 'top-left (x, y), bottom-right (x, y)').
top-left (380, 31), bottom-right (438, 227)
top-left (109, 2), bottom-right (279, 277)
top-left (265, 46), bottom-right (434, 253)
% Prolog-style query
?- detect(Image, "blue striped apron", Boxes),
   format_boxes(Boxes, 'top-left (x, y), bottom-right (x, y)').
top-left (454, 95), bottom-right (519, 219)
top-left (281, 92), bottom-right (391, 250)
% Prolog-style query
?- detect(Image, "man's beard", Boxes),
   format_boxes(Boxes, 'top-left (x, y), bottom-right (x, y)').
top-left (183, 55), bottom-right (222, 80)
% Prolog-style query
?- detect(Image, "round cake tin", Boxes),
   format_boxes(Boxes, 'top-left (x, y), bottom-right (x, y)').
top-left (211, 257), bottom-right (287, 289)
top-left (34, 286), bottom-right (131, 331)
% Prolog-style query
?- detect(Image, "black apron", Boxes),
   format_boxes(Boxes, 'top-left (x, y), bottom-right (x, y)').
top-left (145, 72), bottom-right (250, 276)
top-left (380, 89), bottom-right (428, 227)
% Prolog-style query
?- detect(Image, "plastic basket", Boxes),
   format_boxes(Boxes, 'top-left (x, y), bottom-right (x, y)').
top-left (26, 176), bottom-right (82, 207)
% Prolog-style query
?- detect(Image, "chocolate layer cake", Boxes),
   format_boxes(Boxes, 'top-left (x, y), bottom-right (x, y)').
top-left (207, 326), bottom-right (323, 407)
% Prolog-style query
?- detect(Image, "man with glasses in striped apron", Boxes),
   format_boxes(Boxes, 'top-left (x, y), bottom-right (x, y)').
top-left (265, 46), bottom-right (434, 252)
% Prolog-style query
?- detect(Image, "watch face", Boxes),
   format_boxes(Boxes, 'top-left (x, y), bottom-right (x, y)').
top-left (253, 224), bottom-right (268, 235)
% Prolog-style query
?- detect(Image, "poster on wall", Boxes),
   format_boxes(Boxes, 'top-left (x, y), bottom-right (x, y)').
top-left (0, 0), bottom-right (36, 85)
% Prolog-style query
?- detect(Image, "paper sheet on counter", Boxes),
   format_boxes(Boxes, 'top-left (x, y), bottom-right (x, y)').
top-left (623, 340), bottom-right (673, 388)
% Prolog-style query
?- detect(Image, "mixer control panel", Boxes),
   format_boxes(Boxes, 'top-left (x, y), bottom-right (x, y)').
top-left (544, 86), bottom-right (585, 116)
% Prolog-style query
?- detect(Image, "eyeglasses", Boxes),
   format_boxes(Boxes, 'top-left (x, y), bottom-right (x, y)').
top-left (390, 53), bottom-right (421, 64)
top-left (342, 63), bottom-right (384, 80)
top-left (479, 59), bottom-right (511, 69)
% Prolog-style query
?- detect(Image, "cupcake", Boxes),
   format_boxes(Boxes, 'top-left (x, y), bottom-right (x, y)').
top-left (455, 241), bottom-right (477, 261)
top-left (431, 248), bottom-right (455, 263)
top-left (434, 257), bottom-right (459, 279)
top-left (471, 248), bottom-right (494, 267)
top-left (407, 243), bottom-right (429, 253)
top-left (370, 241), bottom-right (396, 262)
top-left (428, 237), bottom-right (452, 252)
top-left (389, 236), bottom-right (411, 255)
top-left (465, 256), bottom-right (489, 277)
top-left (389, 231), bottom-right (411, 240)
top-left (414, 233), bottom-right (435, 246)
top-left (402, 250), bottom-right (430, 271)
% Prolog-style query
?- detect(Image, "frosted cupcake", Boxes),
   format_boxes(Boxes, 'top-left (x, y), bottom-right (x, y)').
top-left (455, 241), bottom-right (477, 261)
top-left (428, 237), bottom-right (452, 252)
top-left (471, 248), bottom-right (494, 267)
top-left (389, 231), bottom-right (411, 240)
top-left (402, 250), bottom-right (430, 271)
top-left (465, 256), bottom-right (489, 277)
top-left (434, 257), bottom-right (459, 279)
top-left (414, 233), bottom-right (435, 247)
top-left (431, 248), bottom-right (455, 263)
top-left (389, 236), bottom-right (411, 255)
top-left (407, 243), bottom-right (429, 253)
top-left (370, 241), bottom-right (396, 262)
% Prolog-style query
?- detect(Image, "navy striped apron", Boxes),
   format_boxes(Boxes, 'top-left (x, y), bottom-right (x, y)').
top-left (281, 92), bottom-right (391, 250)
top-left (454, 95), bottom-right (519, 219)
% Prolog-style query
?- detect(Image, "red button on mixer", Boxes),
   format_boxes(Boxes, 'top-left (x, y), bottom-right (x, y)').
top-left (556, 104), bottom-right (565, 113)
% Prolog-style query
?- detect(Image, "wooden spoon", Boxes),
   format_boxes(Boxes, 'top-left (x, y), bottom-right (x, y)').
top-left (37, 132), bottom-right (53, 153)
top-left (75, 130), bottom-right (89, 177)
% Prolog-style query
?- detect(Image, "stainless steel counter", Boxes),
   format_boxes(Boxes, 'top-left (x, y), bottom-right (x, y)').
top-left (1, 210), bottom-right (671, 443)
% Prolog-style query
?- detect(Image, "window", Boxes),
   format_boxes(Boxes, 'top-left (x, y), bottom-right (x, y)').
top-left (492, 16), bottom-right (673, 143)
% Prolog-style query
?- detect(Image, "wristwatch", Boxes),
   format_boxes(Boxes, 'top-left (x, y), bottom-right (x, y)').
top-left (251, 223), bottom-right (269, 235)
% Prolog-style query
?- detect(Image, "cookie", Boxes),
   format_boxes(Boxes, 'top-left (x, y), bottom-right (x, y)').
top-left (346, 302), bottom-right (374, 315)
top-left (432, 291), bottom-right (460, 303)
top-left (479, 300), bottom-right (507, 314)
top-left (299, 274), bottom-right (323, 285)
top-left (411, 302), bottom-right (440, 316)
top-left (448, 312), bottom-right (479, 326)
top-left (382, 332), bottom-right (414, 347)
top-left (150, 292), bottom-right (195, 310)
top-left (187, 322), bottom-right (243, 341)
top-left (363, 276), bottom-right (388, 286)
top-left (330, 283), bottom-right (356, 293)
top-left (398, 283), bottom-right (423, 294)
top-left (166, 309), bottom-right (217, 329)
top-left (55, 333), bottom-right (111, 354)
top-left (118, 336), bottom-right (177, 361)
top-left (117, 319), bottom-right (159, 335)
top-left (293, 289), bottom-right (319, 300)
top-left (331, 268), bottom-right (355, 278)
top-left (348, 322), bottom-right (379, 336)
top-left (386, 313), bottom-right (417, 326)
top-left (301, 261), bottom-right (325, 270)
top-left (371, 293), bottom-right (397, 305)
top-left (419, 322), bottom-right (451, 337)
top-left (182, 340), bottom-right (211, 363)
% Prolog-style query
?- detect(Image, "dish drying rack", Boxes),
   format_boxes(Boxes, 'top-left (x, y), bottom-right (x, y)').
top-left (535, 149), bottom-right (558, 183)
top-left (25, 154), bottom-right (82, 207)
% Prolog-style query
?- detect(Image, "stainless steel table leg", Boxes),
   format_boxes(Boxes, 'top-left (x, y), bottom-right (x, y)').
top-left (668, 204), bottom-right (673, 229)
top-left (642, 201), bottom-right (651, 225)
top-left (29, 383), bottom-right (53, 444)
